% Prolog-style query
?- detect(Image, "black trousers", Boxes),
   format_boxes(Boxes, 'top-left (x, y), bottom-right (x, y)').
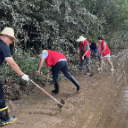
top-left (52, 61), bottom-right (79, 91)
top-left (0, 80), bottom-right (6, 109)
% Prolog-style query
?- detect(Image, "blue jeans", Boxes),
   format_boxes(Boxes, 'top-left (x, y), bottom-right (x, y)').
top-left (80, 56), bottom-right (90, 72)
top-left (91, 49), bottom-right (101, 59)
top-left (0, 80), bottom-right (6, 109)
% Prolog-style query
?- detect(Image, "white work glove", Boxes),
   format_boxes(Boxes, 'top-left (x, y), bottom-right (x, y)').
top-left (22, 74), bottom-right (29, 81)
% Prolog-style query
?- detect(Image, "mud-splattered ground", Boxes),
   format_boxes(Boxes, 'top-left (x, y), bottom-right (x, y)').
top-left (1, 50), bottom-right (128, 128)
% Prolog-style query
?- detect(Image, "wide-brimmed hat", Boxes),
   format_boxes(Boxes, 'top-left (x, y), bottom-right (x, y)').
top-left (76, 35), bottom-right (87, 42)
top-left (0, 27), bottom-right (18, 42)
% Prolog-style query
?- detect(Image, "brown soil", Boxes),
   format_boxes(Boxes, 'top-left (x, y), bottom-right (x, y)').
top-left (1, 51), bottom-right (128, 128)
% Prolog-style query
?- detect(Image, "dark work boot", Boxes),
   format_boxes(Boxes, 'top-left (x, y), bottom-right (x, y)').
top-left (52, 82), bottom-right (59, 94)
top-left (52, 90), bottom-right (59, 94)
top-left (0, 106), bottom-right (17, 126)
top-left (69, 76), bottom-right (81, 91)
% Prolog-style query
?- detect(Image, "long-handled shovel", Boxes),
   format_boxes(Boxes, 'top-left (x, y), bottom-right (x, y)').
top-left (29, 79), bottom-right (64, 108)
top-left (78, 53), bottom-right (94, 76)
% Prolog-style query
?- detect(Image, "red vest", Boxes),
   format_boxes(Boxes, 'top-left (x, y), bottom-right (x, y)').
top-left (100, 40), bottom-right (110, 57)
top-left (79, 40), bottom-right (91, 58)
top-left (45, 50), bottom-right (67, 67)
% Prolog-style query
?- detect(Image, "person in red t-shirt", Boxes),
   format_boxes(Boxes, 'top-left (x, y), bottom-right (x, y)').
top-left (97, 37), bottom-right (114, 71)
top-left (76, 35), bottom-right (91, 75)
top-left (36, 50), bottom-right (81, 94)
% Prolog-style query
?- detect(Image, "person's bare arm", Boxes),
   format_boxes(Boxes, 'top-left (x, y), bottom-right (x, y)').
top-left (101, 43), bottom-right (106, 54)
top-left (36, 58), bottom-right (45, 75)
top-left (47, 68), bottom-right (52, 80)
top-left (5, 57), bottom-right (24, 76)
top-left (83, 50), bottom-right (89, 57)
top-left (82, 43), bottom-right (90, 59)
top-left (77, 47), bottom-right (80, 54)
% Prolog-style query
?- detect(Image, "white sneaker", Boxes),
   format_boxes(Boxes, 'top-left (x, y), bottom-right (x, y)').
top-left (111, 68), bottom-right (114, 72)
top-left (85, 72), bottom-right (91, 75)
top-left (98, 68), bottom-right (103, 71)
top-left (98, 68), bottom-right (100, 71)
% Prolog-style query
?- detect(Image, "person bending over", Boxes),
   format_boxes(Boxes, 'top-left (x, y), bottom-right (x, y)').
top-left (36, 50), bottom-right (81, 94)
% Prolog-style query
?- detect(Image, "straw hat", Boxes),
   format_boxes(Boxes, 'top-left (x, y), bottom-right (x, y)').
top-left (76, 35), bottom-right (87, 42)
top-left (0, 27), bottom-right (18, 42)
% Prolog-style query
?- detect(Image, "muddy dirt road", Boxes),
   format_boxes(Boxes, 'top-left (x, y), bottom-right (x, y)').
top-left (1, 50), bottom-right (128, 128)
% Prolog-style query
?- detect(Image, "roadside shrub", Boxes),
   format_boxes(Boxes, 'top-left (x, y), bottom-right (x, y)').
top-left (0, 47), bottom-right (51, 87)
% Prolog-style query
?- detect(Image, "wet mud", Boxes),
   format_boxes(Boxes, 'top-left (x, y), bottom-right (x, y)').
top-left (1, 50), bottom-right (128, 128)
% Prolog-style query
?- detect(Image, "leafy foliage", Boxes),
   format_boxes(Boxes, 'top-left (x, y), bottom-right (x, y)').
top-left (0, 47), bottom-right (51, 86)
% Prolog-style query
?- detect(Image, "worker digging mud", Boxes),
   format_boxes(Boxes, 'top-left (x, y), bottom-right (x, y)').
top-left (36, 50), bottom-right (81, 94)
top-left (0, 27), bottom-right (29, 126)
top-left (89, 40), bottom-right (101, 62)
top-left (76, 35), bottom-right (91, 75)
